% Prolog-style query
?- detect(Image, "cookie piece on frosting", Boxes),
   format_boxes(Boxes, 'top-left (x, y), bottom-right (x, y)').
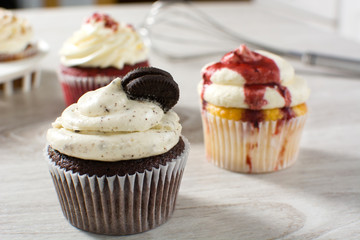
top-left (122, 67), bottom-right (179, 112)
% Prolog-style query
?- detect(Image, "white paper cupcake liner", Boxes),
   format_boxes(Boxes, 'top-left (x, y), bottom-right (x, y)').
top-left (201, 111), bottom-right (307, 173)
top-left (47, 137), bottom-right (189, 235)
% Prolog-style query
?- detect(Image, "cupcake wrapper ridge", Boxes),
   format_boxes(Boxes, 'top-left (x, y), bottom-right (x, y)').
top-left (58, 61), bottom-right (149, 106)
top-left (47, 137), bottom-right (189, 235)
top-left (202, 110), bottom-right (307, 173)
top-left (58, 73), bottom-right (115, 106)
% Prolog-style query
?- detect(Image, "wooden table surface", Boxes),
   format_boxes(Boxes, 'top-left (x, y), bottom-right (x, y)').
top-left (1, 2), bottom-right (360, 240)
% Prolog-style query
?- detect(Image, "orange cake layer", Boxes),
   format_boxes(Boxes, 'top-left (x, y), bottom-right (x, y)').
top-left (205, 102), bottom-right (307, 121)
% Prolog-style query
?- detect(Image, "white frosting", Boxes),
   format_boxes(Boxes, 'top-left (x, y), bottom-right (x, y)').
top-left (256, 50), bottom-right (295, 85)
top-left (210, 68), bottom-right (246, 86)
top-left (0, 8), bottom-right (33, 54)
top-left (59, 14), bottom-right (148, 69)
top-left (47, 78), bottom-right (181, 161)
top-left (199, 49), bottom-right (310, 109)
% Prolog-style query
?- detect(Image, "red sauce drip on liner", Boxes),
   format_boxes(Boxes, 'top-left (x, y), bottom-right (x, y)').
top-left (86, 13), bottom-right (119, 31)
top-left (242, 109), bottom-right (264, 128)
top-left (274, 107), bottom-right (296, 135)
top-left (246, 155), bottom-right (252, 173)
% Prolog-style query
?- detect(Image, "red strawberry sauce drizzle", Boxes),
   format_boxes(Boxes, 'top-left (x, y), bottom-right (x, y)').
top-left (86, 13), bottom-right (119, 31)
top-left (246, 155), bottom-right (252, 172)
top-left (201, 45), bottom-right (294, 126)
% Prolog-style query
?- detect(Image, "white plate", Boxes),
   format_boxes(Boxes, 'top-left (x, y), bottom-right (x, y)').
top-left (0, 40), bottom-right (49, 95)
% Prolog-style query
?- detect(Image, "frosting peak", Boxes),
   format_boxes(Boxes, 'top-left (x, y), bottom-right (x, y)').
top-left (223, 45), bottom-right (262, 63)
top-left (207, 44), bottom-right (280, 86)
top-left (85, 12), bottom-right (118, 31)
top-left (47, 78), bottom-right (181, 161)
top-left (59, 12), bottom-right (148, 69)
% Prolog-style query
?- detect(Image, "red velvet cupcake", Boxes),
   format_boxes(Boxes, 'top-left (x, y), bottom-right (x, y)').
top-left (58, 13), bottom-right (149, 106)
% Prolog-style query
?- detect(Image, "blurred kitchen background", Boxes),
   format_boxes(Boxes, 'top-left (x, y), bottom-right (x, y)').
top-left (1, 0), bottom-right (360, 44)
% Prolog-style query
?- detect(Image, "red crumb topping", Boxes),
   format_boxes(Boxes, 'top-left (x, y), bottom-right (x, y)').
top-left (86, 12), bottom-right (119, 31)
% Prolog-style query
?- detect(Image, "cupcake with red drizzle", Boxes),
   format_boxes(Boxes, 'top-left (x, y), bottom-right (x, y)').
top-left (59, 12), bottom-right (149, 106)
top-left (199, 45), bottom-right (310, 173)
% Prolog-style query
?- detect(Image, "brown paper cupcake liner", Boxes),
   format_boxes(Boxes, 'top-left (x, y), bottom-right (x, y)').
top-left (47, 137), bottom-right (189, 235)
top-left (201, 110), bottom-right (307, 173)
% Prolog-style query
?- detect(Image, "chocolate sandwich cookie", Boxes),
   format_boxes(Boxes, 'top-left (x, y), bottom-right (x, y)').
top-left (122, 67), bottom-right (179, 112)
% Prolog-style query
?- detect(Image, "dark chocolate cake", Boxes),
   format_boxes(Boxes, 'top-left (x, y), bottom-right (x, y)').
top-left (48, 137), bottom-right (185, 177)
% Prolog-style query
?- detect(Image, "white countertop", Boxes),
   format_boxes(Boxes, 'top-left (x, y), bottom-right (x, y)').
top-left (1, 2), bottom-right (360, 239)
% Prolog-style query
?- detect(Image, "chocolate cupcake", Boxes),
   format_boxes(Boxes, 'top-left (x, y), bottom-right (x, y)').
top-left (46, 67), bottom-right (189, 235)
top-left (199, 45), bottom-right (310, 173)
top-left (58, 12), bottom-right (149, 106)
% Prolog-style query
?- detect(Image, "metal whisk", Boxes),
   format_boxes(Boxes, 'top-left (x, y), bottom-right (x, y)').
top-left (140, 0), bottom-right (360, 75)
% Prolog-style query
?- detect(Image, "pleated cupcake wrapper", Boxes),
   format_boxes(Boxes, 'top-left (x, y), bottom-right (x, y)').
top-left (58, 72), bottom-right (117, 106)
top-left (201, 111), bottom-right (307, 173)
top-left (47, 137), bottom-right (189, 235)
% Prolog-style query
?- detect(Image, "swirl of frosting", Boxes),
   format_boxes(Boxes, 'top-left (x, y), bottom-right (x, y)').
top-left (59, 12), bottom-right (148, 69)
top-left (199, 45), bottom-right (310, 109)
top-left (46, 78), bottom-right (181, 161)
top-left (0, 8), bottom-right (33, 54)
